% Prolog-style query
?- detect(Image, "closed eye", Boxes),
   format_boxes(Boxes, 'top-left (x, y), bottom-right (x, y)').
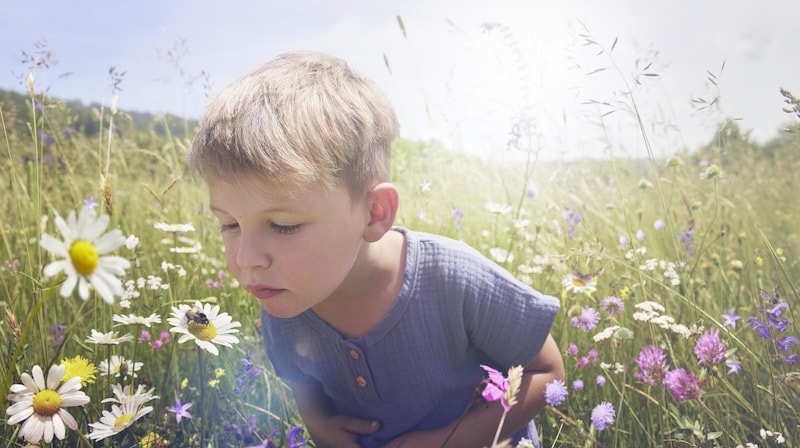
top-left (219, 222), bottom-right (239, 233)
top-left (271, 223), bottom-right (301, 234)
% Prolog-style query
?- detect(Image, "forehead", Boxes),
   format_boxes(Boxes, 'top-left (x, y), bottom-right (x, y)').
top-left (207, 174), bottom-right (354, 214)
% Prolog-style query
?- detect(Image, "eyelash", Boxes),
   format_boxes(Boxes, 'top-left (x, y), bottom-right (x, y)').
top-left (271, 223), bottom-right (301, 234)
top-left (218, 222), bottom-right (301, 235)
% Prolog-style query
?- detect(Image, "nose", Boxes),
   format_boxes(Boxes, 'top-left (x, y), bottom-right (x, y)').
top-left (234, 230), bottom-right (272, 270)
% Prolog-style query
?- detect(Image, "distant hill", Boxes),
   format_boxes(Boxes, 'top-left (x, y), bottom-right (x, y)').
top-left (0, 88), bottom-right (198, 140)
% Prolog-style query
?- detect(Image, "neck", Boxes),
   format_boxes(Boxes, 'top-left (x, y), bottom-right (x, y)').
top-left (311, 230), bottom-right (405, 339)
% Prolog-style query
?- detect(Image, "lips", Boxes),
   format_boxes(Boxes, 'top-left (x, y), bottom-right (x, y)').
top-left (247, 285), bottom-right (285, 300)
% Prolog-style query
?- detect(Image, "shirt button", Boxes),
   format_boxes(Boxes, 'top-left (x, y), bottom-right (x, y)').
top-left (349, 349), bottom-right (361, 360)
top-left (356, 376), bottom-right (368, 388)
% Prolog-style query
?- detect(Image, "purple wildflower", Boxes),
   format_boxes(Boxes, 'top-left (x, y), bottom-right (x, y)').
top-left (721, 308), bottom-right (741, 329)
top-left (563, 207), bottom-right (583, 240)
top-left (726, 356), bottom-right (741, 374)
top-left (636, 229), bottom-right (645, 241)
top-left (526, 182), bottom-right (537, 200)
top-left (678, 225), bottom-right (695, 256)
top-left (83, 196), bottom-right (99, 209)
top-left (544, 379), bottom-right (568, 406)
top-left (596, 375), bottom-right (606, 387)
top-left (694, 327), bottom-right (727, 366)
top-left (619, 234), bottom-right (629, 247)
top-left (572, 379), bottom-right (584, 391)
top-left (590, 402), bottom-right (616, 430)
top-left (747, 285), bottom-right (798, 365)
top-left (507, 114), bottom-right (536, 151)
top-left (635, 345), bottom-right (669, 386)
top-left (168, 397), bottom-right (193, 423)
top-left (653, 219), bottom-right (665, 230)
top-left (665, 368), bottom-right (703, 403)
top-left (287, 426), bottom-right (307, 448)
top-left (571, 306), bottom-right (600, 332)
top-left (480, 364), bottom-right (511, 411)
top-left (566, 343), bottom-right (579, 357)
top-left (601, 296), bottom-right (624, 318)
top-left (235, 353), bottom-right (265, 394)
top-left (50, 322), bottom-right (66, 348)
top-left (452, 207), bottom-right (465, 232)
top-left (777, 336), bottom-right (799, 352)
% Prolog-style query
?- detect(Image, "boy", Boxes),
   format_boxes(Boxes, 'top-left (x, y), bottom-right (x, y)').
top-left (188, 51), bottom-right (563, 448)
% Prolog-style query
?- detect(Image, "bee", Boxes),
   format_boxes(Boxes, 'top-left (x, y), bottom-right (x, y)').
top-left (185, 307), bottom-right (210, 326)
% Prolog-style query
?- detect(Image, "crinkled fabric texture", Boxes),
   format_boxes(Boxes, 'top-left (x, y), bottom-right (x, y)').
top-left (262, 228), bottom-right (559, 448)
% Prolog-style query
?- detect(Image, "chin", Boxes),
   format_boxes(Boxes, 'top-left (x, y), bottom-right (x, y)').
top-left (260, 302), bottom-right (305, 319)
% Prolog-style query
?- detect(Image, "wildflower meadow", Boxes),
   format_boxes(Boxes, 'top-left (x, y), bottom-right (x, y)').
top-left (2, 39), bottom-right (800, 447)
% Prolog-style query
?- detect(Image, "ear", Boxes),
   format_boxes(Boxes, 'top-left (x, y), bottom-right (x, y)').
top-left (363, 182), bottom-right (399, 243)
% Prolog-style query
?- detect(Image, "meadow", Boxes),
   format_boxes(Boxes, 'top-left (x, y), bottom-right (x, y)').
top-left (1, 67), bottom-right (800, 448)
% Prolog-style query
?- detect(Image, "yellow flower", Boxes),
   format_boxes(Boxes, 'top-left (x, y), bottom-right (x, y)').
top-left (140, 431), bottom-right (168, 448)
top-left (61, 356), bottom-right (98, 386)
top-left (214, 368), bottom-right (226, 379)
top-left (755, 256), bottom-right (764, 267)
top-left (208, 379), bottom-right (220, 388)
top-left (619, 286), bottom-right (631, 301)
top-left (181, 378), bottom-right (189, 390)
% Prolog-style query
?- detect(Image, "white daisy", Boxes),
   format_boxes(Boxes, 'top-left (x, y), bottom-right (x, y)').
top-left (168, 301), bottom-right (241, 356)
top-left (39, 206), bottom-right (131, 304)
top-left (98, 355), bottom-right (143, 378)
top-left (88, 400), bottom-right (153, 441)
top-left (101, 383), bottom-right (158, 407)
top-left (85, 329), bottom-right (134, 345)
top-left (112, 312), bottom-right (162, 327)
top-left (154, 222), bottom-right (195, 233)
top-left (5, 364), bottom-right (90, 444)
top-left (561, 270), bottom-right (597, 296)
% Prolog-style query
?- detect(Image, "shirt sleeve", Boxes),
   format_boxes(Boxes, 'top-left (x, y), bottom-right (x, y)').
top-left (459, 249), bottom-right (561, 369)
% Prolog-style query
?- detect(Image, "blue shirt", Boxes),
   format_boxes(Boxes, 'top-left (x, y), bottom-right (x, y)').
top-left (262, 228), bottom-right (560, 447)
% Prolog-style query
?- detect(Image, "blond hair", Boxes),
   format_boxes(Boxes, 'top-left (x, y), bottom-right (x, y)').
top-left (187, 51), bottom-right (399, 197)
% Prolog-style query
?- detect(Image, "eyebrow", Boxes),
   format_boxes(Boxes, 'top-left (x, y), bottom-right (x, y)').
top-left (208, 203), bottom-right (295, 215)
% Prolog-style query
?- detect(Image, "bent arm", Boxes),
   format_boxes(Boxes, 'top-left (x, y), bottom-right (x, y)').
top-left (288, 378), bottom-right (380, 448)
top-left (385, 334), bottom-right (565, 448)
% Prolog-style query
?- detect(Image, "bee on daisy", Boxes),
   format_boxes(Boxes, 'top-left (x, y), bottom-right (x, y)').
top-left (168, 301), bottom-right (242, 355)
top-left (39, 206), bottom-right (131, 304)
top-left (5, 364), bottom-right (90, 444)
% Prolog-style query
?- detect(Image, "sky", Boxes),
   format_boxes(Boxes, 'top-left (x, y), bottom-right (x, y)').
top-left (2, 0), bottom-right (798, 160)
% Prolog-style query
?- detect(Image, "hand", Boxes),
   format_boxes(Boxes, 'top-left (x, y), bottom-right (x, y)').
top-left (305, 414), bottom-right (381, 448)
top-left (380, 429), bottom-right (444, 448)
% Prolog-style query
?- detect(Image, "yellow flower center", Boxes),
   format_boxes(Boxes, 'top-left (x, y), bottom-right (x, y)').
top-left (114, 413), bottom-right (133, 428)
top-left (188, 321), bottom-right (217, 341)
top-left (32, 389), bottom-right (62, 416)
top-left (572, 278), bottom-right (587, 287)
top-left (69, 240), bottom-right (99, 276)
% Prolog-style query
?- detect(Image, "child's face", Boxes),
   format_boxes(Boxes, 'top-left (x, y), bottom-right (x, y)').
top-left (208, 174), bottom-right (371, 318)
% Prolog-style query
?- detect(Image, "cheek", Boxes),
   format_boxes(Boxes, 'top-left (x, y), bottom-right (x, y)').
top-left (222, 243), bottom-right (240, 274)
